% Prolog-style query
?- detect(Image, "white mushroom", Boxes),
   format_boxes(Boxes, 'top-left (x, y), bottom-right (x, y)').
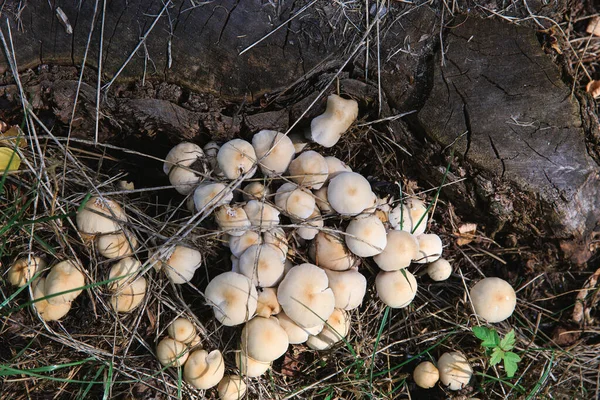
top-left (235, 349), bottom-right (272, 377)
top-left (31, 277), bottom-right (72, 321)
top-left (413, 361), bottom-right (439, 389)
top-left (238, 244), bottom-right (285, 287)
top-left (470, 277), bottom-right (517, 323)
top-left (309, 94), bottom-right (359, 147)
top-left (296, 207), bottom-right (324, 240)
top-left (437, 352), bottom-right (472, 391)
top-left (240, 316), bottom-right (289, 362)
top-left (345, 214), bottom-right (387, 257)
top-left (229, 231), bottom-right (262, 258)
top-left (193, 182), bottom-right (233, 213)
top-left (256, 287), bottom-right (281, 318)
top-left (287, 150), bottom-right (328, 190)
top-left (275, 182), bottom-right (316, 220)
top-left (156, 337), bottom-right (189, 367)
top-left (162, 246), bottom-right (202, 284)
top-left (327, 172), bottom-right (374, 216)
top-left (427, 258), bottom-right (452, 281)
top-left (306, 308), bottom-right (351, 350)
top-left (204, 272), bottom-right (258, 326)
top-left (76, 196), bottom-right (126, 237)
top-left (389, 198), bottom-right (429, 235)
top-left (373, 230), bottom-right (419, 271)
top-left (251, 130), bottom-right (295, 176)
top-left (215, 205), bottom-right (251, 236)
top-left (184, 349), bottom-right (225, 389)
top-left (243, 200), bottom-right (280, 231)
top-left (323, 268), bottom-right (367, 310)
top-left (242, 181), bottom-right (270, 201)
top-left (309, 231), bottom-right (356, 271)
top-left (414, 234), bottom-right (443, 263)
top-left (96, 230), bottom-right (137, 259)
top-left (167, 318), bottom-right (197, 344)
top-left (375, 269), bottom-right (418, 308)
top-left (218, 375), bottom-right (247, 400)
top-left (44, 260), bottom-right (86, 305)
top-left (275, 311), bottom-right (323, 344)
top-left (8, 256), bottom-right (45, 287)
top-left (217, 139), bottom-right (257, 180)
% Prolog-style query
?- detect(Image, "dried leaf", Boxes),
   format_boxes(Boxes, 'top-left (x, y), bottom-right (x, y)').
top-left (0, 126), bottom-right (26, 148)
top-left (0, 147), bottom-right (21, 172)
top-left (456, 223), bottom-right (477, 246)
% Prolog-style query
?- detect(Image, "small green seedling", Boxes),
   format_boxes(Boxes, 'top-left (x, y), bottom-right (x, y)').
top-left (473, 326), bottom-right (521, 378)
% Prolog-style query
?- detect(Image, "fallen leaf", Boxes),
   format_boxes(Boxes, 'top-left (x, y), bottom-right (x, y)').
top-left (456, 223), bottom-right (477, 246)
top-left (0, 147), bottom-right (21, 172)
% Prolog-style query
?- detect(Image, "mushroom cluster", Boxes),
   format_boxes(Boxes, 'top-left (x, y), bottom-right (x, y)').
top-left (412, 352), bottom-right (473, 391)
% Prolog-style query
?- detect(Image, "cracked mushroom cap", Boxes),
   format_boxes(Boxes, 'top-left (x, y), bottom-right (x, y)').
top-left (8, 256), bottom-right (45, 287)
top-left (252, 130), bottom-right (295, 176)
top-left (218, 375), bottom-right (247, 400)
top-left (238, 244), bottom-right (285, 288)
top-left (309, 231), bottom-right (356, 271)
top-left (215, 205), bottom-right (251, 237)
top-left (413, 361), bottom-right (439, 389)
top-left (44, 260), bottom-right (86, 305)
top-left (470, 277), bottom-right (517, 323)
top-left (163, 142), bottom-right (204, 175)
top-left (110, 276), bottom-right (147, 313)
top-left (229, 230), bottom-right (262, 258)
top-left (345, 214), bottom-right (388, 257)
top-left (167, 318), bottom-right (197, 344)
top-left (297, 206), bottom-right (324, 241)
top-left (240, 316), bottom-right (289, 362)
top-left (96, 230), bottom-right (137, 259)
top-left (327, 172), bottom-right (374, 216)
top-left (414, 234), bottom-right (443, 264)
top-left (156, 337), bottom-right (189, 367)
top-left (306, 308), bottom-right (351, 350)
top-left (256, 287), bottom-right (281, 318)
top-left (205, 272), bottom-right (258, 326)
top-left (373, 230), bottom-right (419, 271)
top-left (277, 263), bottom-right (335, 328)
top-left (427, 258), bottom-right (452, 281)
top-left (375, 269), bottom-right (418, 308)
top-left (389, 198), bottom-right (429, 235)
top-left (163, 246), bottom-right (202, 284)
top-left (76, 196), bottom-right (126, 236)
top-left (287, 150), bottom-right (329, 190)
top-left (235, 349), bottom-right (272, 377)
top-left (243, 200), bottom-right (280, 231)
top-left (275, 311), bottom-right (323, 344)
top-left (217, 139), bottom-right (257, 180)
top-left (184, 349), bottom-right (225, 390)
top-left (242, 181), bottom-right (270, 201)
top-left (323, 268), bottom-right (367, 310)
top-left (275, 182), bottom-right (316, 220)
top-left (32, 277), bottom-right (72, 321)
top-left (193, 182), bottom-right (233, 213)
top-left (438, 351), bottom-right (473, 391)
top-left (309, 94), bottom-right (359, 148)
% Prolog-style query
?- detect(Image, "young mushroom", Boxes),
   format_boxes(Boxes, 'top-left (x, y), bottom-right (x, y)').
top-left (31, 277), bottom-right (73, 321)
top-left (375, 269), bottom-right (418, 308)
top-left (413, 361), bottom-right (439, 389)
top-left (275, 311), bottom-right (323, 344)
top-left (323, 268), bottom-right (367, 310)
top-left (309, 94), bottom-right (359, 148)
top-left (373, 230), bottom-right (419, 271)
top-left (204, 272), bottom-right (258, 326)
top-left (167, 318), bottom-right (197, 344)
top-left (437, 352), bottom-right (473, 391)
top-left (306, 308), bottom-right (351, 350)
top-left (193, 182), bottom-right (233, 213)
top-left (251, 130), bottom-right (295, 176)
top-left (275, 182), bottom-right (316, 220)
top-left (296, 207), bottom-right (324, 241)
top-left (96, 230), bottom-right (137, 259)
top-left (327, 172), bottom-right (374, 216)
top-left (241, 181), bottom-right (270, 201)
top-left (243, 200), bottom-right (280, 231)
top-left (215, 205), bottom-right (251, 236)
top-left (156, 337), bottom-right (189, 367)
top-left (287, 150), bottom-right (329, 190)
top-left (218, 375), bottom-right (247, 400)
top-left (76, 196), bottom-right (127, 239)
top-left (427, 258), bottom-right (452, 281)
top-left (217, 139), bottom-right (257, 180)
top-left (469, 277), bottom-right (517, 323)
top-left (324, 156), bottom-right (352, 181)
top-left (309, 231), bottom-right (357, 271)
top-left (238, 243), bottom-right (285, 287)
top-left (414, 234), bottom-right (443, 264)
top-left (389, 198), bottom-right (429, 236)
top-left (240, 316), bottom-right (289, 362)
top-left (110, 277), bottom-right (147, 313)
top-left (184, 349), bottom-right (225, 389)
top-left (256, 287), bottom-right (281, 318)
top-left (229, 231), bottom-right (262, 258)
top-left (235, 349), bottom-right (272, 377)
top-left (44, 260), bottom-right (86, 305)
top-left (162, 246), bottom-right (202, 284)
top-left (8, 256), bottom-right (45, 287)
top-left (345, 214), bottom-right (388, 257)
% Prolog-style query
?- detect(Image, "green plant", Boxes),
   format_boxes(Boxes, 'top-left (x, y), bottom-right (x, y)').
top-left (473, 326), bottom-right (521, 378)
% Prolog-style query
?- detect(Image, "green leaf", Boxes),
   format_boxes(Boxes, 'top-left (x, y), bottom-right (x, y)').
top-left (503, 352), bottom-right (521, 378)
top-left (499, 329), bottom-right (516, 351)
top-left (490, 348), bottom-right (504, 366)
top-left (473, 326), bottom-right (500, 348)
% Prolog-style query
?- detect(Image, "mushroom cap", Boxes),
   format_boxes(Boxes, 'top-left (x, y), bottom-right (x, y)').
top-left (389, 198), bottom-right (429, 235)
top-left (240, 316), bottom-right (289, 362)
top-left (275, 311), bottom-right (323, 344)
top-left (229, 230), bottom-right (262, 258)
top-left (215, 205), bottom-right (251, 237)
top-left (76, 196), bottom-right (126, 235)
top-left (218, 375), bottom-right (247, 400)
top-left (184, 349), bottom-right (225, 390)
top-left (324, 156), bottom-right (352, 181)
top-left (306, 308), bottom-right (350, 350)
top-left (309, 94), bottom-right (359, 148)
top-left (375, 269), bottom-right (418, 308)
top-left (252, 130), bottom-right (295, 176)
top-left (287, 150), bottom-right (328, 190)
top-left (297, 207), bottom-right (323, 240)
top-left (242, 181), bottom-right (270, 201)
top-left (277, 263), bottom-right (335, 328)
top-left (44, 260), bottom-right (86, 305)
top-left (438, 351), bottom-right (473, 391)
top-left (163, 142), bottom-right (204, 175)
top-left (164, 246), bottom-right (202, 284)
top-left (205, 272), bottom-right (258, 326)
top-left (262, 227), bottom-right (288, 259)
top-left (110, 276), bottom-right (147, 313)
top-left (275, 182), bottom-right (316, 220)
top-left (256, 287), bottom-right (281, 318)
top-left (235, 349), bottom-right (272, 377)
top-left (8, 256), bottom-right (45, 287)
top-left (470, 277), bottom-right (517, 323)
top-left (373, 230), bottom-right (419, 271)
top-left (107, 257), bottom-right (142, 290)
top-left (289, 132), bottom-right (308, 154)
top-left (313, 185), bottom-right (332, 213)
top-left (168, 164), bottom-right (202, 195)
top-left (167, 318), bottom-right (197, 344)
top-left (32, 277), bottom-right (72, 321)
top-left (96, 230), bottom-right (137, 259)
top-left (414, 234), bottom-right (443, 264)
top-left (203, 141), bottom-right (220, 160)
top-left (327, 172), bottom-right (374, 216)
top-left (156, 337), bottom-right (189, 367)
top-left (243, 200), bottom-right (280, 231)
top-left (193, 182), bottom-right (233, 213)
top-left (427, 258), bottom-right (452, 281)
top-left (217, 139), bottom-right (257, 180)
top-left (345, 214), bottom-right (388, 257)
top-left (238, 244), bottom-right (285, 287)
top-left (309, 231), bottom-right (356, 271)
top-left (413, 361), bottom-right (439, 389)
top-left (324, 268), bottom-right (367, 310)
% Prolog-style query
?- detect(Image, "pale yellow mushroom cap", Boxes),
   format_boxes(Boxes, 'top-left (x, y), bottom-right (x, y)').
top-left (184, 349), bottom-right (225, 390)
top-left (375, 269), bottom-right (418, 308)
top-left (32, 277), bottom-right (72, 321)
top-left (252, 130), bottom-right (295, 176)
top-left (413, 361), bottom-right (439, 389)
top-left (240, 316), bottom-right (289, 362)
top-left (243, 200), bottom-right (280, 231)
top-left (76, 196), bottom-right (126, 236)
top-left (235, 349), bottom-right (272, 377)
top-left (470, 277), bottom-right (517, 323)
top-left (163, 142), bottom-right (204, 175)
top-left (218, 375), bottom-right (247, 400)
top-left (156, 337), bottom-right (189, 367)
top-left (110, 276), bottom-right (147, 313)
top-left (309, 231), bottom-right (356, 271)
top-left (297, 207), bottom-right (324, 240)
top-left (242, 181), bottom-right (270, 201)
top-left (327, 172), bottom-right (374, 216)
top-left (309, 94), bottom-right (359, 148)
top-left (262, 227), bottom-right (288, 260)
top-left (275, 182), bottom-right (316, 220)
top-left (414, 234), bottom-right (443, 264)
top-left (438, 351), bottom-right (472, 391)
top-left (205, 272), bottom-right (258, 326)
top-left (8, 256), bottom-right (45, 287)
top-left (215, 205), bottom-right (251, 237)
top-left (287, 150), bottom-right (329, 190)
top-left (275, 311), bottom-right (323, 344)
top-left (345, 214), bottom-right (388, 257)
top-left (107, 257), bottom-right (141, 290)
top-left (277, 263), bottom-right (335, 328)
top-left (373, 230), bottom-right (419, 271)
top-left (256, 287), bottom-right (281, 318)
top-left (238, 244), bottom-right (285, 287)
top-left (96, 230), bottom-right (137, 259)
top-left (217, 139), bottom-right (257, 180)
top-left (427, 258), bottom-right (452, 281)
top-left (389, 198), bottom-right (429, 235)
top-left (306, 308), bottom-right (350, 350)
top-left (163, 246), bottom-right (202, 284)
top-left (323, 268), bottom-right (367, 310)
top-left (44, 260), bottom-right (85, 305)
top-left (167, 318), bottom-right (197, 344)
top-left (193, 182), bottom-right (233, 213)
top-left (229, 230), bottom-right (262, 258)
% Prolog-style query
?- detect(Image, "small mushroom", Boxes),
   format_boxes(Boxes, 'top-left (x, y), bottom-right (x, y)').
top-left (215, 205), bottom-right (251, 237)
top-left (218, 375), bottom-right (247, 400)
top-left (296, 207), bottom-right (323, 241)
top-left (76, 196), bottom-right (126, 238)
top-left (235, 349), bottom-right (272, 377)
top-left (184, 349), bottom-right (225, 390)
top-left (8, 256), bottom-right (45, 287)
top-left (275, 311), bottom-right (323, 344)
top-left (413, 361), bottom-right (439, 389)
top-left (217, 139), bottom-right (257, 180)
top-left (389, 198), bottom-right (428, 235)
top-left (156, 337), bottom-right (189, 367)
top-left (229, 231), bottom-right (262, 258)
top-left (193, 182), bottom-right (233, 213)
top-left (240, 316), bottom-right (289, 362)
top-left (313, 185), bottom-right (332, 213)
top-left (238, 244), bottom-right (285, 287)
top-left (163, 142), bottom-right (204, 175)
top-left (251, 130), bottom-right (295, 176)
top-left (204, 272), bottom-right (258, 326)
top-left (324, 156), bottom-right (352, 181)
top-left (110, 276), bottom-right (147, 313)
top-left (44, 260), bottom-right (86, 305)
top-left (373, 230), bottom-right (419, 271)
top-left (327, 172), bottom-right (374, 216)
top-left (323, 268), bottom-right (367, 310)
top-left (309, 94), bottom-right (359, 147)
top-left (437, 352), bottom-right (472, 391)
top-left (262, 227), bottom-right (288, 259)
top-left (375, 269), bottom-right (418, 308)
top-left (163, 246), bottom-right (202, 284)
top-left (306, 308), bottom-right (350, 350)
top-left (345, 214), bottom-right (387, 257)
top-left (287, 150), bottom-right (328, 190)
top-left (427, 258), bottom-right (452, 281)
top-left (275, 182), bottom-right (316, 220)
top-left (96, 230), bottom-right (137, 259)
top-left (256, 287), bottom-right (281, 318)
top-left (470, 277), bottom-right (517, 323)
top-left (242, 181), bottom-right (270, 201)
top-left (243, 200), bottom-right (280, 231)
top-left (414, 234), bottom-right (443, 264)
top-left (308, 231), bottom-right (356, 271)
top-left (167, 163), bottom-right (202, 195)
top-left (167, 318), bottom-right (197, 344)
top-left (31, 277), bottom-right (72, 321)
